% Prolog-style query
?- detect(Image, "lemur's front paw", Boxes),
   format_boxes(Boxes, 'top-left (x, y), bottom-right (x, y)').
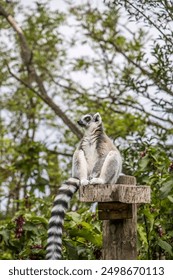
top-left (90, 178), bottom-right (105, 185)
top-left (80, 179), bottom-right (90, 186)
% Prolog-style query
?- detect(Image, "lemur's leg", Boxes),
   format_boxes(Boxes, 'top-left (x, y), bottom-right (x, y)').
top-left (90, 151), bottom-right (122, 185)
top-left (72, 150), bottom-right (90, 186)
top-left (90, 158), bottom-right (105, 179)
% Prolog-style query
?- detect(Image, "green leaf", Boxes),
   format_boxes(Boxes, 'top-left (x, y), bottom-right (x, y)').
top-left (29, 216), bottom-right (48, 225)
top-left (137, 224), bottom-right (147, 245)
top-left (66, 212), bottom-right (82, 223)
top-left (23, 222), bottom-right (39, 234)
top-left (160, 179), bottom-right (173, 198)
top-left (0, 229), bottom-right (10, 244)
top-left (168, 196), bottom-right (173, 203)
top-left (139, 156), bottom-right (150, 171)
top-left (70, 227), bottom-right (102, 247)
top-left (167, 231), bottom-right (173, 237)
top-left (158, 239), bottom-right (173, 256)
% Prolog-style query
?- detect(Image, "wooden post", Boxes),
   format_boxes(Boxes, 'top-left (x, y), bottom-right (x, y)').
top-left (79, 175), bottom-right (150, 260)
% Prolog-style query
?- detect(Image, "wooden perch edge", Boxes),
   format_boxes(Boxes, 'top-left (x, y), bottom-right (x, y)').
top-left (79, 175), bottom-right (151, 204)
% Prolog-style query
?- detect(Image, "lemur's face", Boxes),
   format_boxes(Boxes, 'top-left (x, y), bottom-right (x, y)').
top-left (77, 112), bottom-right (102, 128)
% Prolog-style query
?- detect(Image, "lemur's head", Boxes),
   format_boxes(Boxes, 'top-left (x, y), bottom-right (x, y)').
top-left (77, 112), bottom-right (102, 130)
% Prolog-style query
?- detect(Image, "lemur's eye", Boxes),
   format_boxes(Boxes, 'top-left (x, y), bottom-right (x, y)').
top-left (85, 117), bottom-right (91, 122)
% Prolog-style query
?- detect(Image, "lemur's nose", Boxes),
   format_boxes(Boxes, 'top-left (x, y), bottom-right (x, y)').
top-left (77, 120), bottom-right (83, 126)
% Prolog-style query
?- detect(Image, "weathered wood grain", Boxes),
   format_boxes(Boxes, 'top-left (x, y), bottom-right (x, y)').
top-left (98, 202), bottom-right (132, 220)
top-left (102, 204), bottom-right (137, 259)
top-left (79, 184), bottom-right (150, 203)
top-left (101, 176), bottom-right (138, 259)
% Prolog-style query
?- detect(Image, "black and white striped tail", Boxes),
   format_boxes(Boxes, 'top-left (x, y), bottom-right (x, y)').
top-left (46, 177), bottom-right (80, 260)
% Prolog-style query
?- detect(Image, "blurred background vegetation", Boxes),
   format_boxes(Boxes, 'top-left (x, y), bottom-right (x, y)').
top-left (0, 0), bottom-right (173, 259)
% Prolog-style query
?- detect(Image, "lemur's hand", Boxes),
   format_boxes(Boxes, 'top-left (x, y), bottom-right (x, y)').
top-left (90, 178), bottom-right (105, 185)
top-left (80, 179), bottom-right (90, 186)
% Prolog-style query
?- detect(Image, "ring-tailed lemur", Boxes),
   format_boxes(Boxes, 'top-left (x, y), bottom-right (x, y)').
top-left (46, 112), bottom-right (122, 260)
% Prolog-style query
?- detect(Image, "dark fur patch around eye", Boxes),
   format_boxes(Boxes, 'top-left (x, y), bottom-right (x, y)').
top-left (85, 116), bottom-right (91, 122)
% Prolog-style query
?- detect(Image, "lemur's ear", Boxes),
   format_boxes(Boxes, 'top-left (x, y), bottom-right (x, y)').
top-left (93, 112), bottom-right (101, 122)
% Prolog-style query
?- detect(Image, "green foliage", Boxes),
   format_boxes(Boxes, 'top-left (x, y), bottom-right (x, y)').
top-left (0, 195), bottom-right (50, 260)
top-left (63, 210), bottom-right (102, 260)
top-left (123, 138), bottom-right (173, 259)
top-left (0, 195), bottom-right (102, 260)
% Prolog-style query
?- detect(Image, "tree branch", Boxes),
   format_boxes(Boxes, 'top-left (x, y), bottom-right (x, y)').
top-left (125, 0), bottom-right (172, 44)
top-left (0, 4), bottom-right (82, 139)
top-left (106, 40), bottom-right (173, 98)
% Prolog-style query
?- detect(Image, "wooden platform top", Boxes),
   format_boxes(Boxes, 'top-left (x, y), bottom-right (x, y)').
top-left (79, 175), bottom-right (150, 204)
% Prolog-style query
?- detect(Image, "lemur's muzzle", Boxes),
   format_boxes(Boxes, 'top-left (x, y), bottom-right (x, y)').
top-left (77, 120), bottom-right (85, 127)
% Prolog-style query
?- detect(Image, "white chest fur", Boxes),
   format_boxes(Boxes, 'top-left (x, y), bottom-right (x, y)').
top-left (82, 138), bottom-right (98, 174)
